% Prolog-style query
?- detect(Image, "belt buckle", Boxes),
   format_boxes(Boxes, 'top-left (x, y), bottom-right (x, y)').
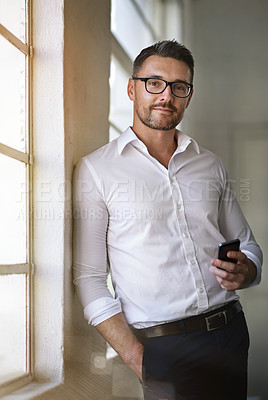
top-left (205, 310), bottom-right (228, 331)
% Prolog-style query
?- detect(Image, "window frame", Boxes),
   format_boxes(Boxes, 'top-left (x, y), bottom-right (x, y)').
top-left (0, 0), bottom-right (33, 395)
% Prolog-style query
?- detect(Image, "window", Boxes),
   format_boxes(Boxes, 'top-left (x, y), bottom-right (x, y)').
top-left (109, 0), bottom-right (161, 140)
top-left (109, 0), bottom-right (183, 140)
top-left (0, 0), bottom-right (32, 394)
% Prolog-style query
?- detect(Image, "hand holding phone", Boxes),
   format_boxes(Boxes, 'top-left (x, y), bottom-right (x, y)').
top-left (218, 239), bottom-right (240, 263)
top-left (211, 239), bottom-right (255, 290)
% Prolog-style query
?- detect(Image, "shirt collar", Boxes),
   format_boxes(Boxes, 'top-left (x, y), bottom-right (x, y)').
top-left (118, 126), bottom-right (200, 155)
top-left (117, 127), bottom-right (144, 154)
top-left (175, 130), bottom-right (200, 154)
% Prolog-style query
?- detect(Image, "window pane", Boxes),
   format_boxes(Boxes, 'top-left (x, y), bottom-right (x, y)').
top-left (111, 0), bottom-right (154, 60)
top-left (135, 0), bottom-right (155, 21)
top-left (109, 125), bottom-right (120, 142)
top-left (0, 154), bottom-right (27, 264)
top-left (0, 0), bottom-right (26, 42)
top-left (109, 56), bottom-right (133, 134)
top-left (0, 35), bottom-right (27, 152)
top-left (0, 274), bottom-right (27, 384)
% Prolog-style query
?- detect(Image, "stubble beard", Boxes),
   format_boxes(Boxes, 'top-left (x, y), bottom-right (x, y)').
top-left (136, 104), bottom-right (182, 131)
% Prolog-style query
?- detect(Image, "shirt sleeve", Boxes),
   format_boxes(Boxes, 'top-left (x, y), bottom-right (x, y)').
top-left (72, 158), bottom-right (122, 325)
top-left (217, 161), bottom-right (263, 287)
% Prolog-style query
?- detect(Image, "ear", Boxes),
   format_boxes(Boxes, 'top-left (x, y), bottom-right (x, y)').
top-left (185, 89), bottom-right (194, 109)
top-left (127, 78), bottom-right (135, 101)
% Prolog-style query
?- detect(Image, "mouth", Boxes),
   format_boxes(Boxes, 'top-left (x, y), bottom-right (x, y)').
top-left (152, 107), bottom-right (175, 113)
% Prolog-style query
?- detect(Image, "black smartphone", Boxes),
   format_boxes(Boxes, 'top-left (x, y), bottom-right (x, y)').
top-left (218, 239), bottom-right (240, 263)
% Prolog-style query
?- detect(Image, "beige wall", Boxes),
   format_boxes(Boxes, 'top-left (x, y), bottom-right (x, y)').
top-left (63, 0), bottom-right (123, 398)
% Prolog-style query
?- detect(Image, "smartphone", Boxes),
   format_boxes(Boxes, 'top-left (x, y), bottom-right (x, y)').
top-left (218, 239), bottom-right (240, 263)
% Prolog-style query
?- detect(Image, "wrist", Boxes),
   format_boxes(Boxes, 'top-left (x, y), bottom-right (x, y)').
top-left (123, 341), bottom-right (144, 382)
top-left (123, 340), bottom-right (144, 367)
top-left (247, 259), bottom-right (257, 285)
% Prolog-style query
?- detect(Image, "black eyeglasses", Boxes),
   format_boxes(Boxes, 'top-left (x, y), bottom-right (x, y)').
top-left (132, 77), bottom-right (193, 98)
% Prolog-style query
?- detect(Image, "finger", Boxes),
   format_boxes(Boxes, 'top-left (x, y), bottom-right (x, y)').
top-left (216, 275), bottom-right (241, 291)
top-left (220, 282), bottom-right (231, 290)
top-left (227, 250), bottom-right (247, 262)
top-left (210, 259), bottom-right (236, 273)
top-left (220, 281), bottom-right (236, 291)
top-left (210, 264), bottom-right (246, 290)
top-left (209, 265), bottom-right (235, 280)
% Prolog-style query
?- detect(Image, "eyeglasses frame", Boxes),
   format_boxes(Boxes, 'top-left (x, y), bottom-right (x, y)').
top-left (132, 77), bottom-right (193, 98)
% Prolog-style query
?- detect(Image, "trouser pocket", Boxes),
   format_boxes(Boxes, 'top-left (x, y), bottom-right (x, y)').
top-left (141, 338), bottom-right (178, 400)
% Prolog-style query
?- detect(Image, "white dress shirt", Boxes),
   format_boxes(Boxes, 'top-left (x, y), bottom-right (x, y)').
top-left (73, 127), bottom-right (262, 328)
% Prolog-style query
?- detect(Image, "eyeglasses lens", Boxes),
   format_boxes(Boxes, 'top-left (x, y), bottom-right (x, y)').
top-left (146, 79), bottom-right (190, 98)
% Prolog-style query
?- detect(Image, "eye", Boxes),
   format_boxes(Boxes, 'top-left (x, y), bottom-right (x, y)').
top-left (147, 79), bottom-right (162, 88)
top-left (173, 83), bottom-right (187, 92)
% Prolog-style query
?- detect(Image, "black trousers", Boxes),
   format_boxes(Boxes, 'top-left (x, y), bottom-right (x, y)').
top-left (141, 311), bottom-right (249, 400)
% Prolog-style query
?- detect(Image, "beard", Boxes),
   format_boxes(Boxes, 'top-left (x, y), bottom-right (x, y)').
top-left (136, 102), bottom-right (183, 131)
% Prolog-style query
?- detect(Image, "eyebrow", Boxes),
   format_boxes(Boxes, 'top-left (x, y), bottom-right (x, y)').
top-left (146, 75), bottom-right (190, 85)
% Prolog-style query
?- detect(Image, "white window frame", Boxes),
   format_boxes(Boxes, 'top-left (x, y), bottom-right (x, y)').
top-left (0, 0), bottom-right (33, 396)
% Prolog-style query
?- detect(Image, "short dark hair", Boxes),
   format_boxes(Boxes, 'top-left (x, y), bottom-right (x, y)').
top-left (132, 40), bottom-right (194, 83)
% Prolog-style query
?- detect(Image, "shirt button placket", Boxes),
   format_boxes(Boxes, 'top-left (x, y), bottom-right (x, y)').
top-left (170, 173), bottom-right (209, 312)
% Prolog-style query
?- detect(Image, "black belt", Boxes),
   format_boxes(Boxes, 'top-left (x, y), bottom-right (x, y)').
top-left (132, 301), bottom-right (242, 341)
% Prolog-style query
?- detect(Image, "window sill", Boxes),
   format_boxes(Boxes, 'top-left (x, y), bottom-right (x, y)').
top-left (0, 380), bottom-right (61, 400)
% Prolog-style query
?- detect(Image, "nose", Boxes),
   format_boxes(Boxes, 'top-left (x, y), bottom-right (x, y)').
top-left (159, 83), bottom-right (174, 101)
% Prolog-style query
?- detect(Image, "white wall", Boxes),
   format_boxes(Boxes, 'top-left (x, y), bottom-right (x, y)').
top-left (186, 1), bottom-right (268, 398)
top-left (32, 0), bottom-right (65, 384)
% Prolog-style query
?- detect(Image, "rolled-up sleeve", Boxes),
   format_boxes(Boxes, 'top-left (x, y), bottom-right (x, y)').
top-left (217, 162), bottom-right (263, 287)
top-left (72, 158), bottom-right (122, 325)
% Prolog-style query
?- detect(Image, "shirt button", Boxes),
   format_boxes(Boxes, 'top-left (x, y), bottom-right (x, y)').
top-left (183, 233), bottom-right (189, 238)
top-left (199, 288), bottom-right (204, 294)
top-left (191, 260), bottom-right (195, 265)
top-left (177, 204), bottom-right (181, 210)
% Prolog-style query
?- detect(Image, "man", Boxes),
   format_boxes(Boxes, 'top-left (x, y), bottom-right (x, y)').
top-left (73, 40), bottom-right (263, 400)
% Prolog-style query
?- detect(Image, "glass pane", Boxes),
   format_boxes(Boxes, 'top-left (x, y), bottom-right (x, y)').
top-left (111, 0), bottom-right (154, 60)
top-left (109, 56), bottom-right (133, 134)
top-left (109, 125), bottom-right (120, 142)
top-left (0, 154), bottom-right (27, 264)
top-left (0, 0), bottom-right (26, 42)
top-left (0, 274), bottom-right (27, 384)
top-left (0, 35), bottom-right (27, 152)
top-left (135, 0), bottom-right (155, 21)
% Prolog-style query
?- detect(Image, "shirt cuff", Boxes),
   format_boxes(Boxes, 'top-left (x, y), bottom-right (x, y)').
top-left (242, 250), bottom-right (262, 287)
top-left (84, 297), bottom-right (122, 326)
